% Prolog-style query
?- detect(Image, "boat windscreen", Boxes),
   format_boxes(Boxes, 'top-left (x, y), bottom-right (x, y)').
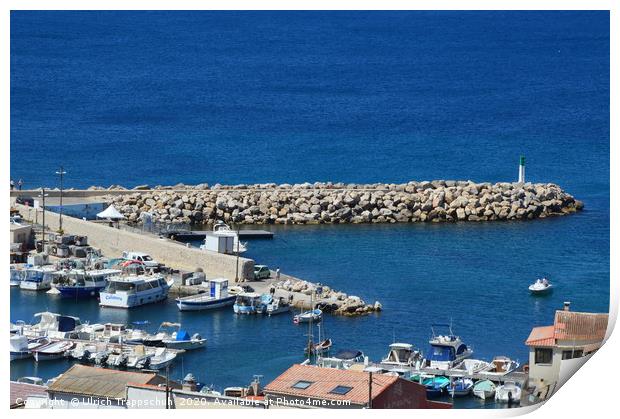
top-left (428, 345), bottom-right (455, 361)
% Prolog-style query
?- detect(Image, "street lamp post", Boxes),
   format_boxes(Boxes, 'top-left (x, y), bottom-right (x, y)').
top-left (38, 188), bottom-right (49, 248)
top-left (56, 166), bottom-right (66, 232)
top-left (235, 223), bottom-right (240, 282)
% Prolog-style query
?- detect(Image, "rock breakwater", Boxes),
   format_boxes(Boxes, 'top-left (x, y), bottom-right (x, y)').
top-left (103, 180), bottom-right (583, 225)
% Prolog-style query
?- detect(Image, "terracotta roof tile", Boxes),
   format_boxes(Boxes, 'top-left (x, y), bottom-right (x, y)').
top-left (526, 311), bottom-right (608, 347)
top-left (525, 326), bottom-right (555, 347)
top-left (10, 382), bottom-right (48, 408)
top-left (264, 364), bottom-right (397, 405)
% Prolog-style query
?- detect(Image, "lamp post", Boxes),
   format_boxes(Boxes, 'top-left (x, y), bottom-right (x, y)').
top-left (38, 188), bottom-right (49, 247)
top-left (55, 166), bottom-right (66, 231)
top-left (235, 223), bottom-right (240, 282)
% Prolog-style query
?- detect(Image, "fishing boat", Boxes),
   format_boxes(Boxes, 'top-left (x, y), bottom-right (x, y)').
top-left (495, 381), bottom-right (522, 404)
top-left (381, 343), bottom-right (424, 368)
top-left (427, 323), bottom-right (473, 370)
top-left (293, 309), bottom-right (322, 324)
top-left (99, 273), bottom-right (173, 308)
top-left (447, 378), bottom-right (474, 397)
top-left (266, 296), bottom-right (292, 316)
top-left (176, 278), bottom-right (236, 311)
top-left (32, 340), bottom-right (74, 362)
top-left (10, 335), bottom-right (48, 361)
top-left (417, 375), bottom-right (450, 398)
top-left (158, 323), bottom-right (207, 350)
top-left (473, 379), bottom-right (497, 399)
top-left (56, 268), bottom-right (121, 298)
top-left (529, 278), bottom-right (553, 295)
top-left (233, 292), bottom-right (261, 315)
top-left (19, 266), bottom-right (57, 291)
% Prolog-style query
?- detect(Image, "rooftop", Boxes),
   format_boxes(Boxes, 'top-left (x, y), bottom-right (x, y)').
top-left (263, 364), bottom-right (397, 406)
top-left (10, 381), bottom-right (48, 408)
top-left (47, 364), bottom-right (163, 400)
top-left (526, 310), bottom-right (608, 347)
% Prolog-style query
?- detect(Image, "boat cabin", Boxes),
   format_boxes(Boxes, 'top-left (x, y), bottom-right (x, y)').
top-left (382, 343), bottom-right (418, 365)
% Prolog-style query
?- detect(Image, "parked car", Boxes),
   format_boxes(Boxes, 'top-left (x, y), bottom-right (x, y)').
top-left (253, 265), bottom-right (270, 280)
top-left (121, 251), bottom-right (161, 270)
top-left (15, 196), bottom-right (35, 206)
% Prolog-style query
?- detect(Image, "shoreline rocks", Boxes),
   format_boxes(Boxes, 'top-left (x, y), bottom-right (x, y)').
top-left (102, 180), bottom-right (583, 225)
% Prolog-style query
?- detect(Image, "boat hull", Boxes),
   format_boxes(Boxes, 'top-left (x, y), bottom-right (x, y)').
top-left (100, 288), bottom-right (169, 308)
top-left (473, 389), bottom-right (495, 399)
top-left (10, 351), bottom-right (32, 361)
top-left (164, 339), bottom-right (207, 350)
top-left (19, 281), bottom-right (51, 291)
top-left (233, 304), bottom-right (256, 315)
top-left (176, 295), bottom-right (236, 311)
top-left (58, 285), bottom-right (106, 298)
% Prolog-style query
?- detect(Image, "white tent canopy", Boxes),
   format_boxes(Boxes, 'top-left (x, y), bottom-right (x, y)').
top-left (96, 204), bottom-right (125, 220)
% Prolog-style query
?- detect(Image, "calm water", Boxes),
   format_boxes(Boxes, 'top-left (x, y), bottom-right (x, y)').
top-left (10, 11), bottom-right (609, 408)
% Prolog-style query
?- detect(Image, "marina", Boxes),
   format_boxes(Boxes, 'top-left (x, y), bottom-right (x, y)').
top-left (8, 9), bottom-right (610, 410)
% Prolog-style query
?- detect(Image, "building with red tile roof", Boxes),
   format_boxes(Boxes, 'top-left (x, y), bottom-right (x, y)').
top-left (525, 304), bottom-right (608, 402)
top-left (10, 381), bottom-right (48, 409)
top-left (263, 364), bottom-right (451, 409)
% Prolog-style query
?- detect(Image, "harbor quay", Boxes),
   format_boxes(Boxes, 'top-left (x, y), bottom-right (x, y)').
top-left (11, 179), bottom-right (583, 226)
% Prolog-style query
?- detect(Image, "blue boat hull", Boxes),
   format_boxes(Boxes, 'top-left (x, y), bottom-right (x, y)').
top-left (57, 285), bottom-right (105, 298)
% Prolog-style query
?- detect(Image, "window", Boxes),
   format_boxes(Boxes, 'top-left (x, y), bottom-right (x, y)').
top-left (291, 380), bottom-right (313, 389)
top-left (330, 385), bottom-right (353, 395)
top-left (562, 350), bottom-right (584, 360)
top-left (535, 348), bottom-right (553, 364)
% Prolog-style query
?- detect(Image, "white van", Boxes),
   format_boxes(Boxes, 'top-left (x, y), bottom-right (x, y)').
top-left (122, 251), bottom-right (160, 269)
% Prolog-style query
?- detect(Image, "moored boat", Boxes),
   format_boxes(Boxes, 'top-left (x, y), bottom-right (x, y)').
top-left (427, 323), bottom-right (473, 370)
top-left (233, 292), bottom-right (261, 315)
top-left (381, 342), bottom-right (424, 368)
top-left (266, 296), bottom-right (291, 316)
top-left (19, 266), bottom-right (57, 291)
top-left (418, 375), bottom-right (450, 398)
top-left (176, 278), bottom-right (236, 311)
top-left (473, 379), bottom-right (497, 399)
top-left (448, 378), bottom-right (474, 397)
top-left (293, 309), bottom-right (322, 324)
top-left (32, 340), bottom-right (74, 362)
top-left (56, 268), bottom-right (121, 298)
top-left (495, 381), bottom-right (522, 404)
top-left (99, 273), bottom-right (173, 308)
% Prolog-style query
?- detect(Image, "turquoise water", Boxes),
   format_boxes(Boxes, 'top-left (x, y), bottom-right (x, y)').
top-left (9, 11), bottom-right (609, 408)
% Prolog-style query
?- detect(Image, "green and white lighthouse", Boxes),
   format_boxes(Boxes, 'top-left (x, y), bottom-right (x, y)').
top-left (518, 155), bottom-right (526, 183)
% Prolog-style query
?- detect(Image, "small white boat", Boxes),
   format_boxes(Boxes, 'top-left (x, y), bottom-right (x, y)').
top-left (473, 379), bottom-right (497, 399)
top-left (159, 323), bottom-right (207, 351)
top-left (146, 347), bottom-right (177, 370)
top-left (19, 266), bottom-right (57, 291)
top-left (489, 356), bottom-right (520, 375)
top-left (381, 343), bottom-right (424, 367)
top-left (10, 265), bottom-right (25, 287)
top-left (529, 278), bottom-right (553, 294)
top-left (32, 340), bottom-right (74, 362)
top-left (495, 381), bottom-right (522, 404)
top-left (293, 309), bottom-right (322, 324)
top-left (10, 336), bottom-right (48, 361)
top-left (266, 297), bottom-right (292, 316)
top-left (452, 359), bottom-right (493, 374)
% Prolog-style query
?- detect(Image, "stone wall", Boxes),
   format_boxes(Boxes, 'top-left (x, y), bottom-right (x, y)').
top-left (102, 180), bottom-right (583, 225)
top-left (14, 204), bottom-right (255, 280)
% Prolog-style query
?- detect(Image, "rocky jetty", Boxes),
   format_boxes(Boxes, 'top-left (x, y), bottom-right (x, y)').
top-left (103, 180), bottom-right (583, 225)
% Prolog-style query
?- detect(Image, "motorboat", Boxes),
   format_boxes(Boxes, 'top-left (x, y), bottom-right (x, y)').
top-left (473, 379), bottom-right (497, 399)
top-left (305, 338), bottom-right (333, 355)
top-left (293, 309), bottom-right (322, 324)
top-left (489, 356), bottom-right (520, 375)
top-left (495, 381), bottom-right (522, 404)
top-left (158, 323), bottom-right (207, 350)
top-left (448, 378), bottom-right (474, 397)
top-left (233, 292), bottom-right (261, 315)
top-left (427, 323), bottom-right (473, 370)
top-left (32, 340), bottom-right (74, 362)
top-left (333, 349), bottom-right (365, 363)
top-left (22, 312), bottom-right (85, 339)
top-left (451, 359), bottom-right (494, 374)
top-left (266, 297), bottom-right (292, 316)
top-left (256, 294), bottom-right (273, 314)
top-left (145, 347), bottom-right (177, 370)
top-left (19, 265), bottom-right (58, 291)
top-left (55, 268), bottom-right (121, 298)
top-left (381, 343), bottom-right (424, 368)
top-left (10, 335), bottom-right (48, 361)
top-left (529, 278), bottom-right (553, 295)
top-left (176, 278), bottom-right (236, 311)
top-left (99, 273), bottom-right (173, 308)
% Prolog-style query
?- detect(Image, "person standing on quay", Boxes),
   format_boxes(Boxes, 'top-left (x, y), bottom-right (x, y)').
top-left (17, 179), bottom-right (23, 190)
top-left (276, 267), bottom-right (281, 281)
top-left (10, 179), bottom-right (15, 190)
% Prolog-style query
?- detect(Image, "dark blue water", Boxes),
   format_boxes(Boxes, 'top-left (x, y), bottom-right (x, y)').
top-left (10, 11), bottom-right (609, 408)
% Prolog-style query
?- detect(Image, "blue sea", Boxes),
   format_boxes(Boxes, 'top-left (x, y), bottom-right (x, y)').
top-left (10, 11), bottom-right (609, 408)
